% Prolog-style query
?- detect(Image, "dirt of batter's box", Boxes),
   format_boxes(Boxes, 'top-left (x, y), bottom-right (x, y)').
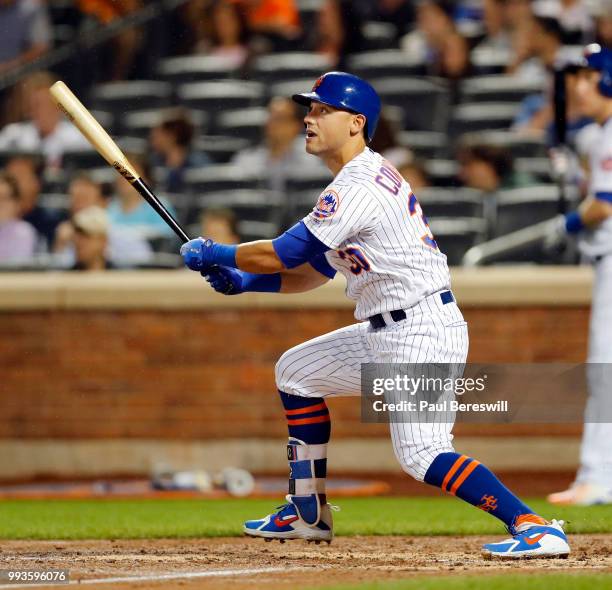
top-left (1, 536), bottom-right (611, 590)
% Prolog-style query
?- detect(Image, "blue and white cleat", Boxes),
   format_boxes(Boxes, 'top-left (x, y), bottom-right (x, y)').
top-left (483, 517), bottom-right (570, 559)
top-left (243, 496), bottom-right (335, 544)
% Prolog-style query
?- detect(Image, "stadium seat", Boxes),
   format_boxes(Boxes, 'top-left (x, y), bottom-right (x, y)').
top-left (422, 159), bottom-right (460, 187)
top-left (286, 168), bottom-right (334, 193)
top-left (398, 131), bottom-right (448, 159)
top-left (270, 78), bottom-right (321, 99)
top-left (286, 189), bottom-right (318, 223)
top-left (91, 81), bottom-right (173, 113)
top-left (371, 77), bottom-right (451, 132)
top-left (177, 81), bottom-right (265, 112)
top-left (42, 168), bottom-right (69, 193)
top-left (253, 53), bottom-right (333, 83)
top-left (493, 185), bottom-right (578, 237)
top-left (39, 193), bottom-right (70, 215)
top-left (62, 150), bottom-right (105, 170)
top-left (122, 109), bottom-right (209, 138)
top-left (238, 220), bottom-right (281, 241)
top-left (449, 103), bottom-right (519, 138)
top-left (87, 167), bottom-right (118, 187)
top-left (417, 187), bottom-right (485, 218)
top-left (193, 135), bottom-right (251, 164)
top-left (348, 51), bottom-right (426, 80)
top-left (361, 22), bottom-right (401, 51)
top-left (183, 165), bottom-right (261, 194)
top-left (460, 76), bottom-right (542, 103)
top-left (515, 157), bottom-right (554, 183)
top-left (470, 46), bottom-right (512, 75)
top-left (157, 55), bottom-right (242, 84)
top-left (216, 108), bottom-right (269, 143)
top-left (0, 149), bottom-right (43, 168)
top-left (428, 217), bottom-right (487, 265)
top-left (194, 189), bottom-right (285, 225)
top-left (457, 130), bottom-right (548, 159)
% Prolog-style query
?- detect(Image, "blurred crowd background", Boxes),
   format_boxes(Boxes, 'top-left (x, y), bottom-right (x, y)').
top-left (0, 0), bottom-right (610, 272)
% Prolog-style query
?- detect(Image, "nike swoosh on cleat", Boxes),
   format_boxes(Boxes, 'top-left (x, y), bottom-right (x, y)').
top-left (273, 515), bottom-right (299, 527)
top-left (524, 533), bottom-right (547, 546)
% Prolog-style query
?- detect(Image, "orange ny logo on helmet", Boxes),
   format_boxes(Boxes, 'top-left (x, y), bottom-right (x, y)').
top-left (312, 75), bottom-right (325, 91)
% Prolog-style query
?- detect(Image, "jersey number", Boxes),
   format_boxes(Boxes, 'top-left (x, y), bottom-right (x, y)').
top-left (409, 193), bottom-right (438, 250)
top-left (338, 247), bottom-right (370, 275)
top-left (375, 162), bottom-right (403, 196)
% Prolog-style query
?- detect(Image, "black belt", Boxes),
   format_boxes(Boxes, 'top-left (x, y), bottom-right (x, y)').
top-left (368, 291), bottom-right (455, 330)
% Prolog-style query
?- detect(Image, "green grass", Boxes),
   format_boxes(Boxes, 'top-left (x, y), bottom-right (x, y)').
top-left (311, 573), bottom-right (612, 590)
top-left (0, 497), bottom-right (610, 540)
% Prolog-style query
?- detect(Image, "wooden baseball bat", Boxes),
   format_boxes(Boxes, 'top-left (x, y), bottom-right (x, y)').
top-left (49, 81), bottom-right (190, 243)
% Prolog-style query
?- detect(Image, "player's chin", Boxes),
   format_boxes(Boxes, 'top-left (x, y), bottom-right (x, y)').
top-left (304, 138), bottom-right (324, 155)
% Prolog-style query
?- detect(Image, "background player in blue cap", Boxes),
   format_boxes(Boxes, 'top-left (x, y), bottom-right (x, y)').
top-left (181, 72), bottom-right (570, 558)
top-left (549, 44), bottom-right (612, 506)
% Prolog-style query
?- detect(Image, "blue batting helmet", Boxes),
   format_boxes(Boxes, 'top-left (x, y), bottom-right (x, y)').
top-left (581, 44), bottom-right (612, 98)
top-left (292, 72), bottom-right (381, 142)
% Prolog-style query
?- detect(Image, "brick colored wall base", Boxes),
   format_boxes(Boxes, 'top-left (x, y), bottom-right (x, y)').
top-left (0, 306), bottom-right (589, 440)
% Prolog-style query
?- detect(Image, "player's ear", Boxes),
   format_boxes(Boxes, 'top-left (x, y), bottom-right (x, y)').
top-left (350, 114), bottom-right (366, 138)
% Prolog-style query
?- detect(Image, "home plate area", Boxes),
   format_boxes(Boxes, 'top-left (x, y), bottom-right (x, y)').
top-left (1, 536), bottom-right (610, 590)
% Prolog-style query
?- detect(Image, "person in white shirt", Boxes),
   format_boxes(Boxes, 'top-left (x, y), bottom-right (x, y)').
top-left (0, 71), bottom-right (89, 168)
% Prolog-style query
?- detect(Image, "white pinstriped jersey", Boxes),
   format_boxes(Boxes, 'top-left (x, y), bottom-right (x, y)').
top-left (303, 147), bottom-right (450, 320)
top-left (579, 117), bottom-right (612, 259)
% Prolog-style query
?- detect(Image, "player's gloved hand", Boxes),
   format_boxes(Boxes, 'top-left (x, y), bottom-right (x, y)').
top-left (180, 237), bottom-right (236, 271)
top-left (201, 265), bottom-right (244, 295)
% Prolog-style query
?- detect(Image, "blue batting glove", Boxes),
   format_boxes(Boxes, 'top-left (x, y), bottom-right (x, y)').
top-left (180, 237), bottom-right (237, 271)
top-left (181, 237), bottom-right (210, 271)
top-left (201, 265), bottom-right (245, 295)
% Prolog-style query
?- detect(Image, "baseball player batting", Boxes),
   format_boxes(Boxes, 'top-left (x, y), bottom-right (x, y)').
top-left (548, 44), bottom-right (612, 506)
top-left (181, 72), bottom-right (570, 558)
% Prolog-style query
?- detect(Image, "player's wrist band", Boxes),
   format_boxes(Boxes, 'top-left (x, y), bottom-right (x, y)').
top-left (241, 272), bottom-right (282, 293)
top-left (564, 211), bottom-right (584, 234)
top-left (210, 243), bottom-right (238, 267)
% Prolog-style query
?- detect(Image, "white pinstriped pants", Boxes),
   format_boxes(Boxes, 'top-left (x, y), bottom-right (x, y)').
top-left (275, 292), bottom-right (469, 481)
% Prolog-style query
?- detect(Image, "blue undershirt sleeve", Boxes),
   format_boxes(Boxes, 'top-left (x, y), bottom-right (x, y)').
top-left (309, 253), bottom-right (336, 279)
top-left (272, 221), bottom-right (331, 269)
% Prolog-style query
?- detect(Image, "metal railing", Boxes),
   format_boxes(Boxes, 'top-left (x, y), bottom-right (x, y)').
top-left (0, 0), bottom-right (191, 92)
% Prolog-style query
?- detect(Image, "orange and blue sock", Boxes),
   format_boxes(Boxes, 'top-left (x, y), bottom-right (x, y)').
top-left (279, 391), bottom-right (330, 525)
top-left (424, 452), bottom-right (542, 530)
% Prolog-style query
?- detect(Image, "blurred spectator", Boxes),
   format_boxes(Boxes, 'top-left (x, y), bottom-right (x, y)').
top-left (232, 97), bottom-right (327, 193)
top-left (478, 0), bottom-right (513, 51)
top-left (53, 174), bottom-right (107, 255)
top-left (204, 1), bottom-right (249, 65)
top-left (54, 174), bottom-right (152, 267)
top-left (368, 0), bottom-right (415, 41)
top-left (5, 154), bottom-right (59, 248)
top-left (70, 206), bottom-right (113, 271)
top-left (200, 208), bottom-right (240, 243)
top-left (512, 16), bottom-right (593, 139)
top-left (77, 0), bottom-right (143, 80)
top-left (401, 0), bottom-right (470, 80)
top-left (0, 0), bottom-right (52, 74)
top-left (316, 0), bottom-right (366, 67)
top-left (370, 113), bottom-right (415, 170)
top-left (150, 109), bottom-right (210, 194)
top-left (508, 15), bottom-right (564, 83)
top-left (107, 155), bottom-right (176, 239)
top-left (0, 71), bottom-right (90, 169)
top-left (399, 160), bottom-right (429, 192)
top-left (533, 0), bottom-right (594, 44)
top-left (594, 8), bottom-right (612, 47)
top-left (457, 143), bottom-right (536, 192)
top-left (231, 0), bottom-right (301, 51)
top-left (0, 172), bottom-right (36, 263)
